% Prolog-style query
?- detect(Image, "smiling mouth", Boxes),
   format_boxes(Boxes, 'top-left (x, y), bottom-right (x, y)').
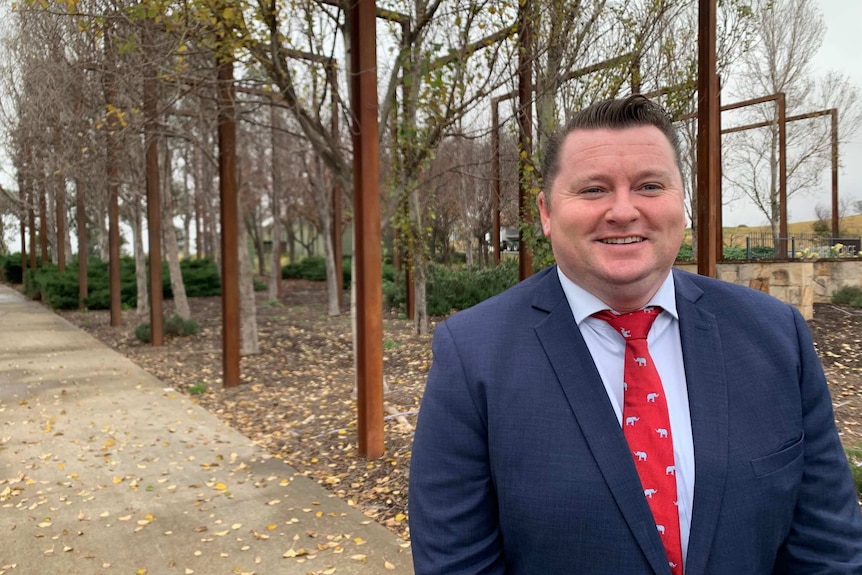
top-left (601, 236), bottom-right (645, 245)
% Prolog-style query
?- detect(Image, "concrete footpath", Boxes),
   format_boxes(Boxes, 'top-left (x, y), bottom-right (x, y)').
top-left (0, 284), bottom-right (415, 575)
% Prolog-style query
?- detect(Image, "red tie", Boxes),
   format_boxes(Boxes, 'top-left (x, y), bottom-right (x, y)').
top-left (594, 307), bottom-right (683, 575)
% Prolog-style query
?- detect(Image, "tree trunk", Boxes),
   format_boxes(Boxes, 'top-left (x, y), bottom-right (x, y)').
top-left (312, 162), bottom-right (341, 316)
top-left (132, 196), bottom-right (149, 317)
top-left (238, 209), bottom-right (260, 355)
top-left (162, 138), bottom-right (191, 319)
top-left (75, 176), bottom-right (87, 309)
top-left (269, 102), bottom-right (283, 301)
top-left (413, 260), bottom-right (429, 334)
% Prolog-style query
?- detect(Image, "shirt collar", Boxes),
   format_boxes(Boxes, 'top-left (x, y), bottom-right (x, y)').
top-left (556, 267), bottom-right (679, 325)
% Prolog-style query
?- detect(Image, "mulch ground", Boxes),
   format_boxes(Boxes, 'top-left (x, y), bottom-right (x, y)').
top-left (54, 280), bottom-right (862, 541)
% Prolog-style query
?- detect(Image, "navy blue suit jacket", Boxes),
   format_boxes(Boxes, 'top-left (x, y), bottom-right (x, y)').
top-left (409, 267), bottom-right (862, 574)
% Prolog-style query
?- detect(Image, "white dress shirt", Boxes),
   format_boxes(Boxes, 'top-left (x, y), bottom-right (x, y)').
top-left (556, 268), bottom-right (695, 566)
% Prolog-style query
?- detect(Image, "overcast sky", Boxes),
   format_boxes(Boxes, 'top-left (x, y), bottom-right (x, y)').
top-left (2, 2), bottom-right (859, 244)
top-left (723, 0), bottom-right (862, 227)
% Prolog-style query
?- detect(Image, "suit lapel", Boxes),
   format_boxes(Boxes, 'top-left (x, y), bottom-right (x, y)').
top-left (531, 270), bottom-right (671, 575)
top-left (673, 271), bottom-right (729, 575)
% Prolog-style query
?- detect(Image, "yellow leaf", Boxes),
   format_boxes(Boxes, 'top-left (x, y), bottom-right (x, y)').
top-left (385, 560), bottom-right (396, 570)
top-left (266, 523), bottom-right (277, 531)
top-left (214, 483), bottom-right (228, 491)
top-left (351, 554), bottom-right (367, 562)
top-left (136, 570), bottom-right (147, 575)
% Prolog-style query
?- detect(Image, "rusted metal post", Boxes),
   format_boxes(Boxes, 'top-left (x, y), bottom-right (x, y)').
top-left (714, 76), bottom-right (722, 261)
top-left (831, 109), bottom-right (839, 238)
top-left (491, 96), bottom-right (502, 265)
top-left (517, 0), bottom-right (534, 280)
top-left (143, 20), bottom-right (164, 347)
top-left (217, 56), bottom-right (241, 389)
top-left (696, 0), bottom-right (718, 278)
top-left (349, 0), bottom-right (385, 459)
top-left (778, 92), bottom-right (788, 259)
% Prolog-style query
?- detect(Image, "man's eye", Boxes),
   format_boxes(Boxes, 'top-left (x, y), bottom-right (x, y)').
top-left (579, 187), bottom-right (604, 195)
top-left (639, 183), bottom-right (663, 192)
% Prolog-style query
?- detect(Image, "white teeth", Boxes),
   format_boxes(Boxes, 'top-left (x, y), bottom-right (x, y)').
top-left (602, 237), bottom-right (644, 244)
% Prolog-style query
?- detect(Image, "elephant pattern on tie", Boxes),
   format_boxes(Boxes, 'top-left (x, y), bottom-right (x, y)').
top-left (593, 307), bottom-right (684, 575)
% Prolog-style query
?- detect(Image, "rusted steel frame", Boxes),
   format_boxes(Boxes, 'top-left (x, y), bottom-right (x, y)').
top-left (696, 0), bottom-right (718, 277)
top-left (143, 20), bottom-right (164, 347)
top-left (713, 79), bottom-right (722, 263)
top-left (217, 56), bottom-right (241, 389)
top-left (349, 0), bottom-right (385, 459)
top-left (722, 108), bottom-right (839, 238)
top-left (517, 0), bottom-right (534, 280)
top-left (684, 91), bottom-right (790, 259)
top-left (831, 109), bottom-right (839, 238)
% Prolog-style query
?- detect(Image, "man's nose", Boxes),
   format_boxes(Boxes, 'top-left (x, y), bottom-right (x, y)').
top-left (605, 189), bottom-right (639, 222)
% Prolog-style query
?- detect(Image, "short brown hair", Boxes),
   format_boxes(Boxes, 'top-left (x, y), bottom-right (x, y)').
top-left (541, 94), bottom-right (683, 194)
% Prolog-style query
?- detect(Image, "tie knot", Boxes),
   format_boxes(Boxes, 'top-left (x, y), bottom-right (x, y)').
top-left (593, 307), bottom-right (661, 340)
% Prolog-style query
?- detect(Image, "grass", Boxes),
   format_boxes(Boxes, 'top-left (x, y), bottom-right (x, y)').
top-left (683, 214), bottom-right (862, 249)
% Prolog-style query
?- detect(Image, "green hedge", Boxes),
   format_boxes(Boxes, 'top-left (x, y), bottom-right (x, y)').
top-left (676, 244), bottom-right (778, 261)
top-left (282, 256), bottom-right (351, 288)
top-left (384, 259), bottom-right (520, 317)
top-left (24, 257), bottom-right (222, 310)
top-left (831, 286), bottom-right (862, 308)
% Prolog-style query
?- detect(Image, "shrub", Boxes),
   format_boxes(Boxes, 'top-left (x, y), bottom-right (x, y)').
top-left (831, 286), bottom-right (862, 307)
top-left (281, 256), bottom-right (351, 287)
top-left (676, 244), bottom-right (693, 261)
top-left (188, 382), bottom-right (207, 395)
top-left (385, 260), bottom-right (520, 316)
top-left (134, 322), bottom-right (152, 343)
top-left (41, 269), bottom-right (81, 310)
top-left (174, 258), bottom-right (221, 298)
top-left (2, 253), bottom-right (25, 284)
top-left (282, 261), bottom-right (303, 279)
top-left (298, 256), bottom-right (327, 281)
top-left (164, 313), bottom-right (199, 337)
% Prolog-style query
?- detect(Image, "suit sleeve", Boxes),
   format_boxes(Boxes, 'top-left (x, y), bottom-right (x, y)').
top-left (408, 320), bottom-right (506, 575)
top-left (773, 308), bottom-right (862, 573)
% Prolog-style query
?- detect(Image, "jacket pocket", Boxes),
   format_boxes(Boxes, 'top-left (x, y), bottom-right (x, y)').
top-left (750, 434), bottom-right (804, 478)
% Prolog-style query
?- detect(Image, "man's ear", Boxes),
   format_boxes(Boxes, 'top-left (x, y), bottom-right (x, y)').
top-left (537, 191), bottom-right (552, 238)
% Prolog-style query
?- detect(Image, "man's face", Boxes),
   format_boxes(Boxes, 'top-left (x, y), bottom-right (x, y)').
top-left (538, 125), bottom-right (686, 312)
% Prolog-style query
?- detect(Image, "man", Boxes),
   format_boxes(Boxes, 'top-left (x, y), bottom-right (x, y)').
top-left (408, 94), bottom-right (862, 574)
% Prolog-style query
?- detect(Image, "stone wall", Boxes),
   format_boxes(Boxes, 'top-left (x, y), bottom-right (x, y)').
top-left (674, 259), bottom-right (862, 320)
